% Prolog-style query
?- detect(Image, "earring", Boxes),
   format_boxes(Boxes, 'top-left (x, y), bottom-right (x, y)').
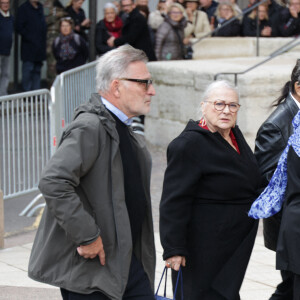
top-left (200, 118), bottom-right (207, 127)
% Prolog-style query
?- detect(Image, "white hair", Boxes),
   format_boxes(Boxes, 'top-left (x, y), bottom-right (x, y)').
top-left (197, 80), bottom-right (239, 118)
top-left (96, 45), bottom-right (148, 93)
top-left (104, 2), bottom-right (118, 13)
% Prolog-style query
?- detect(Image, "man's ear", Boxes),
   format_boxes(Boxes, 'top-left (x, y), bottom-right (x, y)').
top-left (111, 79), bottom-right (120, 97)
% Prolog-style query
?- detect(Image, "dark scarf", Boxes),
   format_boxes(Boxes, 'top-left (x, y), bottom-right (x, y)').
top-left (59, 32), bottom-right (77, 61)
top-left (104, 16), bottom-right (123, 38)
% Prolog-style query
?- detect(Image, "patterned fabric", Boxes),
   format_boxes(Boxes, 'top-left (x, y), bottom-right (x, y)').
top-left (249, 110), bottom-right (300, 219)
top-left (59, 33), bottom-right (77, 61)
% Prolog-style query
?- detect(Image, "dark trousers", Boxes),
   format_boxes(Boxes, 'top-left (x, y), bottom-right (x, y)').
top-left (294, 274), bottom-right (300, 300)
top-left (269, 270), bottom-right (293, 300)
top-left (22, 61), bottom-right (42, 91)
top-left (61, 254), bottom-right (155, 300)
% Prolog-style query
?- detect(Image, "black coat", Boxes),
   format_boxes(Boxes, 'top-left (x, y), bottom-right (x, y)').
top-left (272, 8), bottom-right (300, 37)
top-left (160, 121), bottom-right (261, 300)
top-left (95, 19), bottom-right (114, 56)
top-left (114, 8), bottom-right (156, 61)
top-left (16, 0), bottom-right (47, 62)
top-left (65, 6), bottom-right (89, 41)
top-left (255, 94), bottom-right (299, 251)
top-left (213, 18), bottom-right (241, 36)
top-left (276, 147), bottom-right (300, 274)
top-left (242, 16), bottom-right (271, 36)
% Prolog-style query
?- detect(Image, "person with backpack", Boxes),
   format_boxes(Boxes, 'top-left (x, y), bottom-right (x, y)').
top-left (52, 17), bottom-right (88, 74)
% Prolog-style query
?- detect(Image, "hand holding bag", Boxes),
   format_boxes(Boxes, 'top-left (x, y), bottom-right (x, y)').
top-left (155, 267), bottom-right (183, 300)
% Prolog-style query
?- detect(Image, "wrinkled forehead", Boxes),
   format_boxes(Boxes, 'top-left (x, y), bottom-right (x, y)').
top-left (207, 87), bottom-right (239, 102)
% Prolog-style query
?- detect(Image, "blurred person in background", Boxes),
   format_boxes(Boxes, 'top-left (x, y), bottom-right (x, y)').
top-left (52, 17), bottom-right (88, 74)
top-left (184, 0), bottom-right (210, 39)
top-left (272, 0), bottom-right (300, 36)
top-left (212, 1), bottom-right (241, 36)
top-left (242, 3), bottom-right (273, 36)
top-left (16, 0), bottom-right (47, 91)
top-left (155, 3), bottom-right (187, 60)
top-left (65, 0), bottom-right (91, 41)
top-left (0, 0), bottom-right (13, 95)
top-left (148, 0), bottom-right (169, 34)
top-left (107, 0), bottom-right (156, 61)
top-left (44, 0), bottom-right (67, 86)
top-left (199, 0), bottom-right (219, 24)
top-left (136, 4), bottom-right (155, 46)
top-left (95, 2), bottom-right (122, 56)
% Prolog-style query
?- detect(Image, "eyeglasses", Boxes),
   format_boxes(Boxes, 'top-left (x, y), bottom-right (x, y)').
top-left (205, 100), bottom-right (241, 112)
top-left (118, 78), bottom-right (153, 90)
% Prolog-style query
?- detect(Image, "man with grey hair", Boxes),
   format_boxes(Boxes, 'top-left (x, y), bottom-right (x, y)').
top-left (28, 45), bottom-right (156, 300)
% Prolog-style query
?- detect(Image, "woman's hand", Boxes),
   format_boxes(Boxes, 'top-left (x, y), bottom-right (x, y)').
top-left (165, 256), bottom-right (186, 271)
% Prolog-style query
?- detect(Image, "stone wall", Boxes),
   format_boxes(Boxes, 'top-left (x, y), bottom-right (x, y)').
top-left (146, 53), bottom-right (299, 150)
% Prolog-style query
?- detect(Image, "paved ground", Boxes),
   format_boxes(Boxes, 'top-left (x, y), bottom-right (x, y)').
top-left (0, 144), bottom-right (281, 299)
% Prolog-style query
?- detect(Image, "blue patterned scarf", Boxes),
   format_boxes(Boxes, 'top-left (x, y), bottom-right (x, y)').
top-left (248, 109), bottom-right (300, 219)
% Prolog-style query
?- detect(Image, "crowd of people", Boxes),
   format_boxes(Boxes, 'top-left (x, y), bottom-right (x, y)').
top-left (0, 0), bottom-right (299, 94)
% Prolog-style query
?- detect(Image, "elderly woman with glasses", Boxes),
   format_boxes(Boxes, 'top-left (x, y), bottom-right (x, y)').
top-left (160, 80), bottom-right (261, 300)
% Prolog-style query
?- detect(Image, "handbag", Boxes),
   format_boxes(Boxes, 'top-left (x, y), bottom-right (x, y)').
top-left (155, 267), bottom-right (183, 300)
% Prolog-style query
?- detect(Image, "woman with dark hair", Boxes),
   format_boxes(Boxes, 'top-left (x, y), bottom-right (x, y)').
top-left (95, 3), bottom-right (122, 56)
top-left (52, 17), bottom-right (88, 74)
top-left (254, 60), bottom-right (300, 300)
top-left (65, 0), bottom-right (91, 41)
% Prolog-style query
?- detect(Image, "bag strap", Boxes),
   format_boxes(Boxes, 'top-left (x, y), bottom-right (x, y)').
top-left (155, 266), bottom-right (184, 299)
top-left (155, 267), bottom-right (167, 297)
top-left (173, 267), bottom-right (183, 300)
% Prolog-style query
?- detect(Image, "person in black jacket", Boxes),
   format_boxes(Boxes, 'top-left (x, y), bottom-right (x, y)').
top-left (16, 0), bottom-right (47, 91)
top-left (255, 60), bottom-right (300, 300)
top-left (95, 2), bottom-right (122, 56)
top-left (272, 0), bottom-right (300, 37)
top-left (243, 3), bottom-right (273, 36)
top-left (160, 80), bottom-right (261, 300)
top-left (52, 17), bottom-right (88, 74)
top-left (212, 2), bottom-right (241, 36)
top-left (107, 0), bottom-right (156, 61)
top-left (0, 0), bottom-right (13, 96)
top-left (65, 0), bottom-right (91, 41)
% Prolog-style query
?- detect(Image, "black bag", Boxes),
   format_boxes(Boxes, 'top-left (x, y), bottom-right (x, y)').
top-left (155, 267), bottom-right (183, 300)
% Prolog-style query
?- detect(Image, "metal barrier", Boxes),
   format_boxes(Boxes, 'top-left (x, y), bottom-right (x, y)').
top-left (51, 61), bottom-right (97, 151)
top-left (0, 90), bottom-right (51, 200)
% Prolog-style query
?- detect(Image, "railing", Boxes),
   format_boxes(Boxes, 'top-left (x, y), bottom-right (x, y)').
top-left (51, 61), bottom-right (97, 152)
top-left (0, 90), bottom-right (51, 200)
top-left (0, 61), bottom-right (97, 216)
top-left (214, 36), bottom-right (300, 85)
top-left (192, 0), bottom-right (268, 57)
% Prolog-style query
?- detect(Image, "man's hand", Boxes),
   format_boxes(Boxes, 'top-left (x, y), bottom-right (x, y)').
top-left (107, 36), bottom-right (115, 47)
top-left (77, 236), bottom-right (106, 266)
top-left (165, 255), bottom-right (186, 271)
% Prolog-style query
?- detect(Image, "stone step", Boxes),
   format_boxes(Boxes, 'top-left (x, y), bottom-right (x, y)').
top-left (192, 37), bottom-right (300, 59)
top-left (146, 51), bottom-right (299, 150)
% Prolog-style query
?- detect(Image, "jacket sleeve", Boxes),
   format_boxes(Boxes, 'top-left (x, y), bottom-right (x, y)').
top-left (16, 7), bottom-right (29, 39)
top-left (79, 36), bottom-right (89, 61)
top-left (114, 15), bottom-right (147, 47)
top-left (194, 12), bottom-right (211, 38)
top-left (254, 122), bottom-right (287, 189)
top-left (38, 116), bottom-right (101, 246)
top-left (155, 23), bottom-right (169, 60)
top-left (95, 23), bottom-right (113, 55)
top-left (160, 136), bottom-right (202, 260)
top-left (242, 16), bottom-right (256, 36)
top-left (278, 16), bottom-right (300, 37)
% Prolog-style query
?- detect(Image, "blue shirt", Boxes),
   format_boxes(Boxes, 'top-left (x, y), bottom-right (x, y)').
top-left (101, 97), bottom-right (133, 126)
